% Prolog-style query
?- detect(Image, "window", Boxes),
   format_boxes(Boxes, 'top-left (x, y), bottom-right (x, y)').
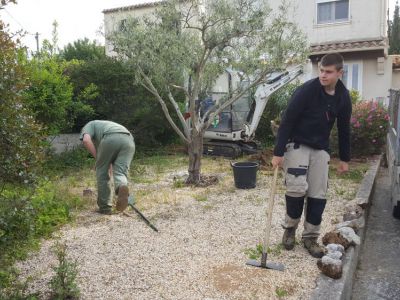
top-left (317, 0), bottom-right (349, 24)
top-left (341, 62), bottom-right (362, 93)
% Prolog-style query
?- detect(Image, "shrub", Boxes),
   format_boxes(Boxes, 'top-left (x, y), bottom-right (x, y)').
top-left (23, 57), bottom-right (74, 134)
top-left (66, 57), bottom-right (180, 148)
top-left (330, 100), bottom-right (388, 158)
top-left (0, 20), bottom-right (46, 185)
top-left (350, 101), bottom-right (388, 156)
top-left (50, 243), bottom-right (80, 300)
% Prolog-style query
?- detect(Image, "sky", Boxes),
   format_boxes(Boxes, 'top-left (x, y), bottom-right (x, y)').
top-left (0, 0), bottom-right (398, 53)
top-left (0, 0), bottom-right (156, 52)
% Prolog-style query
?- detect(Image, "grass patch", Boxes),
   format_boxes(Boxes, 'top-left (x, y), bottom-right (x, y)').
top-left (329, 162), bottom-right (369, 183)
top-left (194, 194), bottom-right (208, 202)
top-left (130, 154), bottom-right (187, 184)
top-left (244, 242), bottom-right (283, 260)
top-left (173, 178), bottom-right (185, 188)
top-left (244, 243), bottom-right (263, 260)
top-left (275, 287), bottom-right (288, 298)
top-left (42, 148), bottom-right (94, 178)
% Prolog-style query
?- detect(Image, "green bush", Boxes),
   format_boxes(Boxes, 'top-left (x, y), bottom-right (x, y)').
top-left (330, 100), bottom-right (388, 158)
top-left (67, 57), bottom-right (180, 148)
top-left (42, 147), bottom-right (94, 176)
top-left (350, 101), bottom-right (388, 156)
top-left (50, 243), bottom-right (80, 300)
top-left (59, 38), bottom-right (105, 62)
top-left (23, 57), bottom-right (74, 134)
top-left (0, 20), bottom-right (47, 184)
top-left (0, 181), bottom-right (72, 267)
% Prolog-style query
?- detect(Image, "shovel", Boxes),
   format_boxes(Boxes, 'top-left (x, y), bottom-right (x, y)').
top-left (123, 195), bottom-right (159, 232)
top-left (246, 166), bottom-right (284, 271)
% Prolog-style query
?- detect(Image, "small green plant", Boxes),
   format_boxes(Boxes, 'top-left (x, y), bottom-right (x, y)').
top-left (275, 287), bottom-right (288, 298)
top-left (244, 243), bottom-right (263, 259)
top-left (0, 267), bottom-right (39, 300)
top-left (50, 242), bottom-right (80, 300)
top-left (194, 194), bottom-right (208, 202)
top-left (329, 164), bottom-right (369, 183)
top-left (349, 89), bottom-right (361, 105)
top-left (267, 243), bottom-right (283, 256)
top-left (173, 178), bottom-right (185, 188)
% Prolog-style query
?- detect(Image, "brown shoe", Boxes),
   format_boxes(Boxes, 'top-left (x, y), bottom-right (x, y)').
top-left (282, 227), bottom-right (296, 250)
top-left (303, 238), bottom-right (326, 258)
top-left (96, 208), bottom-right (112, 215)
top-left (116, 185), bottom-right (129, 212)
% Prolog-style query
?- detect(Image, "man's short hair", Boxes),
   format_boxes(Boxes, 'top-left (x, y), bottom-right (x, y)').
top-left (320, 53), bottom-right (344, 71)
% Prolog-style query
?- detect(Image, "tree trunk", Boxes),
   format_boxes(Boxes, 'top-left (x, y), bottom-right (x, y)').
top-left (186, 131), bottom-right (203, 184)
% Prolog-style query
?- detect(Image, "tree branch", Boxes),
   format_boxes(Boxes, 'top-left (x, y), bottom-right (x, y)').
top-left (139, 70), bottom-right (190, 144)
top-left (167, 88), bottom-right (190, 137)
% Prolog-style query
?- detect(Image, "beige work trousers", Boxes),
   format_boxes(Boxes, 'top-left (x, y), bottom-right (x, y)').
top-left (282, 142), bottom-right (330, 238)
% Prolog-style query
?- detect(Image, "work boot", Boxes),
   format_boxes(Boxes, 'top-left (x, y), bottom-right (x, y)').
top-left (116, 185), bottom-right (129, 212)
top-left (96, 208), bottom-right (112, 215)
top-left (303, 238), bottom-right (326, 258)
top-left (282, 227), bottom-right (296, 250)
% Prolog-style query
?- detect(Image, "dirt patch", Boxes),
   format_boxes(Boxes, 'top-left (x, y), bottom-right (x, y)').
top-left (212, 264), bottom-right (261, 293)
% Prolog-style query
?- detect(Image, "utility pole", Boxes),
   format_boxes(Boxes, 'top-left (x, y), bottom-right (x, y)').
top-left (35, 32), bottom-right (40, 53)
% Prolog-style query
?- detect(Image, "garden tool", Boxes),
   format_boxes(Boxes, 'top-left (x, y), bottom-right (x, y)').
top-left (246, 166), bottom-right (284, 271)
top-left (124, 195), bottom-right (159, 232)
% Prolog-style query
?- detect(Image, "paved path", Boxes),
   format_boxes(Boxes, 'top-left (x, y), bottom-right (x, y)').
top-left (352, 167), bottom-right (400, 300)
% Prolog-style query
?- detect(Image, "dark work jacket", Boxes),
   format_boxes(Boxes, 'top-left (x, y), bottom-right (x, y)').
top-left (273, 78), bottom-right (352, 162)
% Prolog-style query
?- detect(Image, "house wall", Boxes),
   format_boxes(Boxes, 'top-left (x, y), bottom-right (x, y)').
top-left (392, 71), bottom-right (400, 90)
top-left (104, 6), bottom-right (157, 55)
top-left (268, 0), bottom-right (387, 44)
top-left (363, 57), bottom-right (392, 101)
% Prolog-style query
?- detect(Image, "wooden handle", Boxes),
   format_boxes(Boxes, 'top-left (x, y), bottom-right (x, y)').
top-left (262, 167), bottom-right (279, 254)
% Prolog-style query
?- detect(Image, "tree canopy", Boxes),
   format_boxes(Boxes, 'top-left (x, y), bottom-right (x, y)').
top-left (60, 38), bottom-right (105, 61)
top-left (109, 0), bottom-right (308, 183)
top-left (389, 1), bottom-right (400, 54)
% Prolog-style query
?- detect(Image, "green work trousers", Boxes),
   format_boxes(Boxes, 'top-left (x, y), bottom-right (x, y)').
top-left (96, 133), bottom-right (135, 210)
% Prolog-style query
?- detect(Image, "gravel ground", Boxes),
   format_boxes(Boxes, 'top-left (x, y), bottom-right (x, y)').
top-left (16, 159), bottom-right (363, 300)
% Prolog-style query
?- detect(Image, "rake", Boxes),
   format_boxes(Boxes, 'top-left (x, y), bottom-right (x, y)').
top-left (246, 167), bottom-right (284, 271)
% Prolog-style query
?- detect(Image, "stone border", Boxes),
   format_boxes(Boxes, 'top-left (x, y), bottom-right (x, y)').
top-left (310, 155), bottom-right (382, 300)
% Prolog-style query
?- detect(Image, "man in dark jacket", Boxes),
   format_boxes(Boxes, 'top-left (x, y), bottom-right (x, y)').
top-left (271, 53), bottom-right (352, 258)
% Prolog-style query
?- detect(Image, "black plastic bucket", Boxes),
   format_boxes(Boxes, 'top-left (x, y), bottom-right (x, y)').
top-left (231, 161), bottom-right (259, 189)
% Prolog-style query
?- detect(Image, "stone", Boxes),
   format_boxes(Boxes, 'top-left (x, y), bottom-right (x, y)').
top-left (326, 250), bottom-right (343, 260)
top-left (322, 231), bottom-right (351, 249)
top-left (326, 243), bottom-right (345, 254)
top-left (317, 256), bottom-right (343, 279)
top-left (337, 226), bottom-right (361, 245)
top-left (343, 204), bottom-right (364, 221)
top-left (335, 216), bottom-right (365, 232)
top-left (83, 188), bottom-right (94, 197)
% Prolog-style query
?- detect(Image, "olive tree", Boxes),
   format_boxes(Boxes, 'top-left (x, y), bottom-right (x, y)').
top-left (110, 0), bottom-right (307, 184)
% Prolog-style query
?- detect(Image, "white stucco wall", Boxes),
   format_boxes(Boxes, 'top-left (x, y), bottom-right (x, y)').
top-left (104, 0), bottom-right (388, 53)
top-left (362, 57), bottom-right (392, 101)
top-left (104, 6), bottom-right (157, 56)
top-left (392, 71), bottom-right (400, 89)
top-left (268, 0), bottom-right (387, 45)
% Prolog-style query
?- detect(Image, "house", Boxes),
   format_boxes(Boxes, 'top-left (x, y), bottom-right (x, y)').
top-left (103, 0), bottom-right (399, 102)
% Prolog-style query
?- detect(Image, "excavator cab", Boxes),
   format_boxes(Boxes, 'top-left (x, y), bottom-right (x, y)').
top-left (201, 66), bottom-right (302, 158)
